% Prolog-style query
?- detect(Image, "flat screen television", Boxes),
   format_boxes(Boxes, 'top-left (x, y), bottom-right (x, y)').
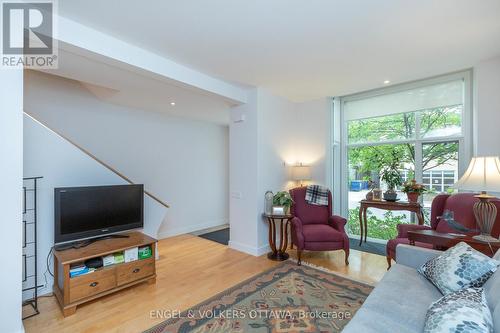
top-left (54, 184), bottom-right (144, 244)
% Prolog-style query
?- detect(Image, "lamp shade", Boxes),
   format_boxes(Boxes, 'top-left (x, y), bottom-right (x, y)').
top-left (291, 165), bottom-right (311, 181)
top-left (454, 156), bottom-right (500, 192)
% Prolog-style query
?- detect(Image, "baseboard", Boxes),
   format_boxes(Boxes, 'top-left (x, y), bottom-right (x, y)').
top-left (157, 219), bottom-right (229, 239)
top-left (228, 241), bottom-right (270, 257)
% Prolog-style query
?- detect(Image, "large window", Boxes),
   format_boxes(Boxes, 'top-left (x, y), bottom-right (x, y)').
top-left (336, 72), bottom-right (472, 242)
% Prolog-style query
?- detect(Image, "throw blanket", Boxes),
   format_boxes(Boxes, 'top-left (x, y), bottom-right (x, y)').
top-left (305, 185), bottom-right (329, 206)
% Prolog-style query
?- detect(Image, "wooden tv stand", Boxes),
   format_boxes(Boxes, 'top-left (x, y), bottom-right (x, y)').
top-left (53, 231), bottom-right (157, 316)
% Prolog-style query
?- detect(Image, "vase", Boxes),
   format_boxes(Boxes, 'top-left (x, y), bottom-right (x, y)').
top-left (407, 192), bottom-right (419, 203)
top-left (383, 190), bottom-right (398, 202)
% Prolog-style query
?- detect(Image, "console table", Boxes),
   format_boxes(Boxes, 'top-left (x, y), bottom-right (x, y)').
top-left (53, 231), bottom-right (157, 316)
top-left (408, 230), bottom-right (500, 257)
top-left (263, 213), bottom-right (293, 261)
top-left (359, 200), bottom-right (424, 246)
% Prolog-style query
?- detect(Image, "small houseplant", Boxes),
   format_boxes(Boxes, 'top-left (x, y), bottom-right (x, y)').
top-left (273, 191), bottom-right (293, 214)
top-left (402, 179), bottom-right (426, 203)
top-left (380, 163), bottom-right (402, 202)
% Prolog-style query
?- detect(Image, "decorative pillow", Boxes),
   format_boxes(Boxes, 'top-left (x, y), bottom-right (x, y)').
top-left (424, 287), bottom-right (493, 333)
top-left (418, 242), bottom-right (499, 295)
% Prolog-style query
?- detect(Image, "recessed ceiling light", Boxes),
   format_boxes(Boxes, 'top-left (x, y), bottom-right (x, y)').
top-left (383, 80), bottom-right (391, 84)
top-left (170, 102), bottom-right (176, 106)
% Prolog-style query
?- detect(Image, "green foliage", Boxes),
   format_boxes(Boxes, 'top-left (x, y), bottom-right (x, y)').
top-left (273, 191), bottom-right (293, 208)
top-left (380, 151), bottom-right (403, 190)
top-left (346, 207), bottom-right (431, 240)
top-left (348, 106), bottom-right (461, 178)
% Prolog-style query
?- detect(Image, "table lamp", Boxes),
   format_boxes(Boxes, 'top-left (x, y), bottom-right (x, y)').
top-left (291, 163), bottom-right (311, 187)
top-left (454, 156), bottom-right (500, 242)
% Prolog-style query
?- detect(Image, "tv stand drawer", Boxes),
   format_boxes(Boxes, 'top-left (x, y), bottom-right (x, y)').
top-left (69, 268), bottom-right (116, 303)
top-left (116, 258), bottom-right (155, 286)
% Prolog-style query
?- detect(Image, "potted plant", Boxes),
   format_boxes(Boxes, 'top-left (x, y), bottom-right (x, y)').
top-left (273, 191), bottom-right (293, 214)
top-left (380, 163), bottom-right (403, 202)
top-left (402, 179), bottom-right (427, 203)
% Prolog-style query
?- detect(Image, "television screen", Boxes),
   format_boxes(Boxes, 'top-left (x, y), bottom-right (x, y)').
top-left (54, 184), bottom-right (144, 244)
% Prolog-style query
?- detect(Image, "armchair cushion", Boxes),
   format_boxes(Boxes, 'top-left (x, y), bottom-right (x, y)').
top-left (302, 224), bottom-right (346, 243)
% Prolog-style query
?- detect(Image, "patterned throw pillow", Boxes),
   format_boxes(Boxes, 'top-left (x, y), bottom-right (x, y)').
top-left (424, 287), bottom-right (493, 333)
top-left (418, 242), bottom-right (499, 295)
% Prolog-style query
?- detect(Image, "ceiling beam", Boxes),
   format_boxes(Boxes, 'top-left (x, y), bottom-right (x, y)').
top-left (54, 15), bottom-right (248, 105)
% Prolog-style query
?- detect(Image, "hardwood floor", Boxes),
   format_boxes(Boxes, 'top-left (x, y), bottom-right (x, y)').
top-left (23, 234), bottom-right (387, 333)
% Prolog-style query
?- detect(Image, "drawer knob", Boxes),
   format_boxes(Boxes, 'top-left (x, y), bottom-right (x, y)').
top-left (89, 282), bottom-right (99, 287)
top-left (133, 268), bottom-right (140, 273)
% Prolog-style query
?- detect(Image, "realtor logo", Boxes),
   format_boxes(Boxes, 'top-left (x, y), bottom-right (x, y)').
top-left (1, 0), bottom-right (57, 68)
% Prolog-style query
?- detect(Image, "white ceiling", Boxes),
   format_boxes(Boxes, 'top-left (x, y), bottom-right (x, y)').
top-left (59, 0), bottom-right (500, 102)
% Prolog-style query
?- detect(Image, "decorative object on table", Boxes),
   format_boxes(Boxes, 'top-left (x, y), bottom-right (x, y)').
top-left (272, 206), bottom-right (285, 215)
top-left (380, 158), bottom-right (403, 202)
top-left (440, 210), bottom-right (479, 234)
top-left (291, 163), bottom-right (311, 187)
top-left (263, 213), bottom-right (293, 260)
top-left (305, 184), bottom-right (329, 206)
top-left (272, 190), bottom-right (293, 214)
top-left (372, 188), bottom-right (382, 201)
top-left (145, 261), bottom-right (372, 333)
top-left (365, 190), bottom-right (374, 200)
top-left (454, 156), bottom-right (500, 242)
top-left (365, 179), bottom-right (375, 200)
top-left (424, 287), bottom-right (493, 333)
top-left (402, 179), bottom-right (427, 203)
top-left (264, 190), bottom-right (274, 215)
top-left (417, 242), bottom-right (499, 295)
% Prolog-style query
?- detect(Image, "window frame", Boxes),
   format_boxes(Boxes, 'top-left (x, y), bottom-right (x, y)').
top-left (332, 70), bottom-right (473, 227)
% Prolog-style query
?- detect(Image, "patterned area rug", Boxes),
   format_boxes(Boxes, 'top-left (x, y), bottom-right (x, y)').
top-left (145, 261), bottom-right (373, 333)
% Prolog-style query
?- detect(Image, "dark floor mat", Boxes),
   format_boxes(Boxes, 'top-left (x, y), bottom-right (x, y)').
top-left (198, 228), bottom-right (229, 245)
top-left (349, 238), bottom-right (386, 256)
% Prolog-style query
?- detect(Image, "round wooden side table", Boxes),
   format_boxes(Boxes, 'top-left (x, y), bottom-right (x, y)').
top-left (263, 213), bottom-right (293, 261)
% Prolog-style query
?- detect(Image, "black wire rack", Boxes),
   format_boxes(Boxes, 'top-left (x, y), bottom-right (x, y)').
top-left (22, 176), bottom-right (43, 320)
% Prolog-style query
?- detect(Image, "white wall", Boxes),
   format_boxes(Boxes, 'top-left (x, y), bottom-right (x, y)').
top-left (256, 89), bottom-right (299, 250)
top-left (229, 89), bottom-right (260, 254)
top-left (24, 71), bottom-right (229, 239)
top-left (0, 70), bottom-right (24, 333)
top-left (474, 56), bottom-right (500, 156)
top-left (229, 88), bottom-right (318, 255)
top-left (294, 98), bottom-right (331, 186)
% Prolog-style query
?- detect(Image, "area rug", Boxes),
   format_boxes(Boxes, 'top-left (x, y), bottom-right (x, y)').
top-left (349, 238), bottom-right (386, 256)
top-left (145, 261), bottom-right (373, 333)
top-left (198, 228), bottom-right (230, 245)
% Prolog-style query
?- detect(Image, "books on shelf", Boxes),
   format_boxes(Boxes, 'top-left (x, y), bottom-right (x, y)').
top-left (69, 267), bottom-right (96, 278)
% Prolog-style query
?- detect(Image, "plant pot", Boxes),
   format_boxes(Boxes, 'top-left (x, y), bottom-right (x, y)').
top-left (383, 190), bottom-right (398, 202)
top-left (407, 192), bottom-right (419, 203)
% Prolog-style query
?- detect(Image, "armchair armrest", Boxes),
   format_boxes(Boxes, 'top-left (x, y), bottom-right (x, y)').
top-left (395, 244), bottom-right (442, 269)
top-left (291, 217), bottom-right (305, 250)
top-left (396, 224), bottom-right (432, 238)
top-left (329, 215), bottom-right (347, 233)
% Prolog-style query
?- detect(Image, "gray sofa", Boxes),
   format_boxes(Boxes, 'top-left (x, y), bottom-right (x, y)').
top-left (343, 244), bottom-right (500, 333)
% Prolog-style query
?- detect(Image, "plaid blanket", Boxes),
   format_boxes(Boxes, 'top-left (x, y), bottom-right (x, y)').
top-left (305, 185), bottom-right (329, 206)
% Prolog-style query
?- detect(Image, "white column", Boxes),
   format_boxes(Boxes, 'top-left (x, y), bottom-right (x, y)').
top-left (0, 68), bottom-right (24, 333)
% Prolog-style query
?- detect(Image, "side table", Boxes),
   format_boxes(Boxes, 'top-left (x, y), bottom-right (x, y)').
top-left (359, 200), bottom-right (424, 246)
top-left (408, 230), bottom-right (500, 257)
top-left (263, 213), bottom-right (293, 261)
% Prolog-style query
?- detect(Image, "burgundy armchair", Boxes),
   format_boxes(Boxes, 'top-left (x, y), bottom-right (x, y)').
top-left (386, 193), bottom-right (500, 267)
top-left (289, 187), bottom-right (349, 265)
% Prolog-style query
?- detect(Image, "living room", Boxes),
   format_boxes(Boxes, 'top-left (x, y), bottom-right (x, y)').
top-left (2, 1), bottom-right (500, 333)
